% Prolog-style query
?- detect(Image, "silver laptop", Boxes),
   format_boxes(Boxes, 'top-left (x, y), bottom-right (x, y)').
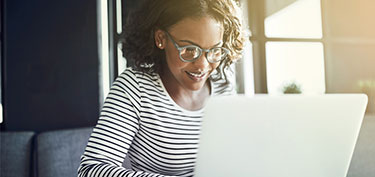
top-left (195, 94), bottom-right (368, 177)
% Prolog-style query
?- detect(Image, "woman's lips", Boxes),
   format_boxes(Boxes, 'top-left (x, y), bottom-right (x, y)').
top-left (186, 71), bottom-right (207, 81)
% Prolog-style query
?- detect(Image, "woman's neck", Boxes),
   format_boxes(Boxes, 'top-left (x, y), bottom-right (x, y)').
top-left (159, 68), bottom-right (211, 111)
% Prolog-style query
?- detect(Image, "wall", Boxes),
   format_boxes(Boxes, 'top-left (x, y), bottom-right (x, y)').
top-left (323, 0), bottom-right (375, 114)
top-left (1, 0), bottom-right (99, 132)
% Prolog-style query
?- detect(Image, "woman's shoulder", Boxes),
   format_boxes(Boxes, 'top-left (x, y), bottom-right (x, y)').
top-left (112, 67), bottom-right (162, 103)
top-left (114, 67), bottom-right (163, 97)
top-left (210, 65), bottom-right (237, 96)
top-left (117, 67), bottom-right (159, 84)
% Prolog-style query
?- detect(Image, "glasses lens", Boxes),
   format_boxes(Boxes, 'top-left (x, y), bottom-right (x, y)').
top-left (180, 46), bottom-right (201, 61)
top-left (207, 47), bottom-right (228, 62)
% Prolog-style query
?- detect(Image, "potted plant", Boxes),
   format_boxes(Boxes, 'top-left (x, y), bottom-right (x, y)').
top-left (282, 82), bottom-right (302, 94)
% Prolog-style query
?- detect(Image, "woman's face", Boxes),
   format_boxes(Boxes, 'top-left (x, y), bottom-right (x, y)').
top-left (156, 16), bottom-right (224, 92)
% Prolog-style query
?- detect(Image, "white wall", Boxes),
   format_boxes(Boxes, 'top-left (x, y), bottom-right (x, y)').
top-left (323, 0), bottom-right (375, 114)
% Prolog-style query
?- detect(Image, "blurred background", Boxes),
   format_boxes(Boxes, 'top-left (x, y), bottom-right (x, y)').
top-left (0, 0), bottom-right (374, 132)
top-left (0, 1), bottom-right (374, 177)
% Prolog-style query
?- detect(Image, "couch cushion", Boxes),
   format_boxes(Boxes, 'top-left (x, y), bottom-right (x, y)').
top-left (36, 127), bottom-right (92, 177)
top-left (0, 131), bottom-right (35, 177)
top-left (347, 115), bottom-right (375, 177)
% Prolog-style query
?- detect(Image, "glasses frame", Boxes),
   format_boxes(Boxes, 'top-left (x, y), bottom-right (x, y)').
top-left (164, 31), bottom-right (229, 63)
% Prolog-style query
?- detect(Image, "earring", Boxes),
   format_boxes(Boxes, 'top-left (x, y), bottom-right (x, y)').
top-left (158, 43), bottom-right (162, 48)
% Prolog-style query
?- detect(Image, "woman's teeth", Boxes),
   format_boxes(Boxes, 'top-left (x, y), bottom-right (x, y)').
top-left (187, 71), bottom-right (206, 78)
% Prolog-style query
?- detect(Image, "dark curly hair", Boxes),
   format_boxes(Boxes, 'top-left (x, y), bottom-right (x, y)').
top-left (121, 0), bottom-right (246, 80)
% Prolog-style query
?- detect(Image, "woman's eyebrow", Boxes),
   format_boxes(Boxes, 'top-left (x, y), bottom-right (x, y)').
top-left (179, 40), bottom-right (223, 48)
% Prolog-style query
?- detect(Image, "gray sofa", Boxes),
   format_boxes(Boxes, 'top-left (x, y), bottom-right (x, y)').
top-left (36, 128), bottom-right (94, 177)
top-left (1, 116), bottom-right (374, 177)
top-left (0, 131), bottom-right (35, 177)
top-left (1, 127), bottom-right (95, 177)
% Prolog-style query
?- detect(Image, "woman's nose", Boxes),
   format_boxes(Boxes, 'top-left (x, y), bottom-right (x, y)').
top-left (193, 52), bottom-right (210, 68)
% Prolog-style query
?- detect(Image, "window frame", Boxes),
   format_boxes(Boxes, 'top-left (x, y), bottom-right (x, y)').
top-left (248, 0), bottom-right (327, 93)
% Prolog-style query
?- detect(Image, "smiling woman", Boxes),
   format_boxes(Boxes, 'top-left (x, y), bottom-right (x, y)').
top-left (78, 0), bottom-right (246, 177)
top-left (155, 17), bottom-right (226, 105)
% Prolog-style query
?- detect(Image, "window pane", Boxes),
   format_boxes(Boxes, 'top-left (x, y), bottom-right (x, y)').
top-left (100, 0), bottom-right (110, 103)
top-left (266, 42), bottom-right (325, 94)
top-left (117, 42), bottom-right (127, 74)
top-left (116, 0), bottom-right (122, 34)
top-left (265, 0), bottom-right (322, 38)
top-left (239, 0), bottom-right (252, 37)
top-left (0, 104), bottom-right (2, 123)
top-left (236, 40), bottom-right (255, 95)
top-left (243, 41), bottom-right (255, 95)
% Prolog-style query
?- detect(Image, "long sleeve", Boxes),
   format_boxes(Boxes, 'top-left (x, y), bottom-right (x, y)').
top-left (77, 72), bottom-right (177, 177)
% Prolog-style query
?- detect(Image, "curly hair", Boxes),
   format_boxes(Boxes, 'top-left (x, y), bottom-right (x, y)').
top-left (121, 0), bottom-right (246, 79)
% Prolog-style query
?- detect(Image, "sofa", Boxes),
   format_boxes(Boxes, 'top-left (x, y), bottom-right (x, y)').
top-left (1, 115), bottom-right (374, 177)
top-left (1, 127), bottom-right (95, 177)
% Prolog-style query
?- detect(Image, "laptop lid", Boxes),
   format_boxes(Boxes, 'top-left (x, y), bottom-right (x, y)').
top-left (194, 94), bottom-right (368, 177)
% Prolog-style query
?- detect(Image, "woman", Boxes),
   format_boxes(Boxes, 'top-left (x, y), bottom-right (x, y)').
top-left (78, 0), bottom-right (245, 176)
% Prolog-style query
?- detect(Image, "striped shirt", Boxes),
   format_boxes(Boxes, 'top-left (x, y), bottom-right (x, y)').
top-left (78, 67), bottom-right (235, 177)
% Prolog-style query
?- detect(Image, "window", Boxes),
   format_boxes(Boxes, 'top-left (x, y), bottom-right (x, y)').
top-left (1, 4), bottom-right (3, 123)
top-left (249, 0), bottom-right (325, 94)
top-left (98, 0), bottom-right (110, 104)
top-left (98, 0), bottom-right (130, 104)
top-left (236, 0), bottom-right (255, 95)
top-left (265, 0), bottom-right (322, 38)
top-left (266, 42), bottom-right (325, 94)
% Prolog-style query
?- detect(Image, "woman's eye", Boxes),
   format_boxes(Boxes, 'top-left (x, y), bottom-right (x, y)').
top-left (186, 47), bottom-right (197, 53)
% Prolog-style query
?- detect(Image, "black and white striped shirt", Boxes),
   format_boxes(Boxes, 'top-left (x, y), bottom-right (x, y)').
top-left (78, 67), bottom-right (235, 177)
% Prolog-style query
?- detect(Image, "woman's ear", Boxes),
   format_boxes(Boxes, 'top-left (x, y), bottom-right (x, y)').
top-left (154, 29), bottom-right (166, 49)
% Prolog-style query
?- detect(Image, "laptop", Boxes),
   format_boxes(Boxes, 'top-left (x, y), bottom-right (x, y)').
top-left (194, 94), bottom-right (368, 177)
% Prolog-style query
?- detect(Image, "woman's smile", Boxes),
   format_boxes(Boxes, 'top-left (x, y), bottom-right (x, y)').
top-left (185, 70), bottom-right (208, 82)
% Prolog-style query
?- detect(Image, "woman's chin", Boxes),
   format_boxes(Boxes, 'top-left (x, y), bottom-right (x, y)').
top-left (184, 79), bottom-right (209, 92)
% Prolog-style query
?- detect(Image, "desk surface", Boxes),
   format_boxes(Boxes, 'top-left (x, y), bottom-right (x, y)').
top-left (347, 114), bottom-right (375, 177)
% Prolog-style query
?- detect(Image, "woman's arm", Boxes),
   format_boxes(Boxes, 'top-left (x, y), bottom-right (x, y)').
top-left (78, 71), bottom-right (177, 177)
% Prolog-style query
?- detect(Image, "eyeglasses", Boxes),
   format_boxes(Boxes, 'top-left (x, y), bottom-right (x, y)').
top-left (164, 31), bottom-right (229, 63)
